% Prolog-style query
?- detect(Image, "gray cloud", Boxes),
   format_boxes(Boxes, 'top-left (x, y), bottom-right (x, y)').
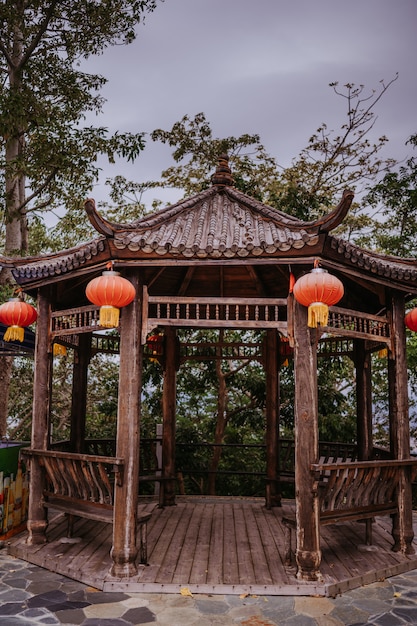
top-left (84, 0), bottom-right (417, 205)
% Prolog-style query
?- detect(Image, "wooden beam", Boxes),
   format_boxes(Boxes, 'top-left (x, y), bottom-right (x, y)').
top-left (70, 333), bottom-right (92, 452)
top-left (388, 291), bottom-right (415, 555)
top-left (111, 273), bottom-right (143, 577)
top-left (178, 267), bottom-right (195, 296)
top-left (354, 340), bottom-right (373, 460)
top-left (27, 288), bottom-right (52, 546)
top-left (265, 329), bottom-right (280, 508)
top-left (293, 299), bottom-right (322, 581)
top-left (161, 327), bottom-right (177, 506)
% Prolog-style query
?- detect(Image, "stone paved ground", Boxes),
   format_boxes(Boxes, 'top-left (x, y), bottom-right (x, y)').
top-left (1, 550), bottom-right (417, 625)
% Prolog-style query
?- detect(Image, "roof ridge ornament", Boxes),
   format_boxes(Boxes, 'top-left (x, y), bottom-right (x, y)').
top-left (211, 154), bottom-right (234, 187)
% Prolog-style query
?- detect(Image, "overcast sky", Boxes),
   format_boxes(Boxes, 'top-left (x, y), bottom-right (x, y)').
top-left (84, 0), bottom-right (417, 207)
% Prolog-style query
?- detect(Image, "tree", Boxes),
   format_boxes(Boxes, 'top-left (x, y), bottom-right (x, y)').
top-left (0, 0), bottom-right (160, 436)
top-left (364, 134), bottom-right (417, 256)
top-left (147, 78), bottom-right (398, 224)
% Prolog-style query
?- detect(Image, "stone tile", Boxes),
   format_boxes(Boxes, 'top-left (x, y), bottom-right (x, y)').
top-left (84, 590), bottom-right (131, 604)
top-left (329, 603), bottom-right (370, 625)
top-left (315, 615), bottom-right (346, 626)
top-left (2, 575), bottom-right (29, 589)
top-left (373, 612), bottom-right (406, 625)
top-left (82, 617), bottom-right (130, 626)
top-left (2, 618), bottom-right (53, 626)
top-left (54, 607), bottom-right (87, 624)
top-left (120, 596), bottom-right (150, 609)
top-left (155, 606), bottom-right (208, 625)
top-left (280, 615), bottom-right (317, 625)
top-left (294, 596), bottom-right (336, 617)
top-left (27, 589), bottom-right (68, 607)
top-left (83, 601), bottom-right (126, 619)
top-left (392, 606), bottom-right (417, 622)
top-left (348, 597), bottom-right (396, 616)
top-left (194, 597), bottom-right (230, 614)
top-left (123, 606), bottom-right (156, 623)
top-left (0, 588), bottom-right (31, 601)
top-left (0, 602), bottom-right (29, 616)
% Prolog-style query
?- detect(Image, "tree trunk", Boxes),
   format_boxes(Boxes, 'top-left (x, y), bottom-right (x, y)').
top-left (0, 36), bottom-right (29, 438)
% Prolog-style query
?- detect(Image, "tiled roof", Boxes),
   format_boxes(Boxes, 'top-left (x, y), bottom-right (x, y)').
top-left (110, 187), bottom-right (322, 258)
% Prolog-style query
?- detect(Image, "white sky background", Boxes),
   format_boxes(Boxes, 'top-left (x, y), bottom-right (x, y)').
top-left (83, 0), bottom-right (417, 208)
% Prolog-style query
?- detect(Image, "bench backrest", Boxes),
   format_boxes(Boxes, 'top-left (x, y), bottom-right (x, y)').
top-left (311, 459), bottom-right (417, 512)
top-left (23, 449), bottom-right (124, 506)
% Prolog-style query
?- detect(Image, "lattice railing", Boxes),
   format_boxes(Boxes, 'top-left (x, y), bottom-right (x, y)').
top-left (145, 296), bottom-right (288, 333)
top-left (326, 306), bottom-right (390, 345)
top-left (51, 304), bottom-right (101, 337)
top-left (50, 301), bottom-right (391, 349)
top-left (180, 341), bottom-right (263, 362)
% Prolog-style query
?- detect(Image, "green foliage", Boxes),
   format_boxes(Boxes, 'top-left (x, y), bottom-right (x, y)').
top-left (144, 79), bottom-right (398, 225)
top-left (0, 0), bottom-right (159, 256)
top-left (7, 357), bottom-right (34, 441)
top-left (364, 134), bottom-right (417, 256)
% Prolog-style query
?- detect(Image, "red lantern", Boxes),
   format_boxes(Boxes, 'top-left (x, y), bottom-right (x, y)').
top-left (405, 308), bottom-right (417, 332)
top-left (146, 332), bottom-right (164, 363)
top-left (0, 298), bottom-right (37, 342)
top-left (279, 336), bottom-right (293, 367)
top-left (293, 265), bottom-right (344, 328)
top-left (85, 269), bottom-right (136, 328)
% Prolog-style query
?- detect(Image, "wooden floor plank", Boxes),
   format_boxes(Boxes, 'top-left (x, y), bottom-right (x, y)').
top-left (233, 503), bottom-right (255, 584)
top-left (155, 503), bottom-right (192, 583)
top-left (252, 506), bottom-right (290, 584)
top-left (189, 503), bottom-right (214, 584)
top-left (7, 498), bottom-right (417, 597)
top-left (207, 502), bottom-right (224, 585)
top-left (222, 502), bottom-right (239, 584)
top-left (171, 503), bottom-right (205, 584)
top-left (245, 503), bottom-right (272, 585)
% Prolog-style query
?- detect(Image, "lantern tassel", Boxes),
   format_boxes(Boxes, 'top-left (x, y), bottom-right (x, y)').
top-left (99, 305), bottom-right (120, 328)
top-left (307, 303), bottom-right (329, 328)
top-left (4, 325), bottom-right (24, 342)
top-left (53, 343), bottom-right (67, 357)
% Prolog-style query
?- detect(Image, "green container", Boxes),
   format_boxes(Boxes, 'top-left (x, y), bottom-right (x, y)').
top-left (0, 441), bottom-right (28, 476)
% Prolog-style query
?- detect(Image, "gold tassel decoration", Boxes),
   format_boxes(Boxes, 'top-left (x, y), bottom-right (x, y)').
top-left (53, 343), bottom-right (67, 357)
top-left (307, 302), bottom-right (329, 328)
top-left (4, 325), bottom-right (24, 342)
top-left (99, 305), bottom-right (120, 328)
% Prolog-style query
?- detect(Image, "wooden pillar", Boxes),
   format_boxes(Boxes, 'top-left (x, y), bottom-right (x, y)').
top-left (111, 273), bottom-right (142, 577)
top-left (27, 288), bottom-right (52, 545)
top-left (387, 291), bottom-right (414, 554)
top-left (293, 299), bottom-right (321, 581)
top-left (354, 340), bottom-right (373, 460)
top-left (70, 333), bottom-right (92, 453)
top-left (265, 329), bottom-right (280, 508)
top-left (161, 326), bottom-right (177, 506)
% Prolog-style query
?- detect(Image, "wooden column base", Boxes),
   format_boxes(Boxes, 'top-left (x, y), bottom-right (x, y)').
top-left (26, 519), bottom-right (48, 545)
top-left (110, 548), bottom-right (139, 577)
top-left (392, 528), bottom-right (415, 555)
top-left (296, 549), bottom-right (322, 582)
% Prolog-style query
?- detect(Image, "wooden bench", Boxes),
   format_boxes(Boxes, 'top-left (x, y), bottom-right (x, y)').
top-left (282, 459), bottom-right (411, 566)
top-left (22, 449), bottom-right (154, 564)
top-left (51, 437), bottom-right (172, 506)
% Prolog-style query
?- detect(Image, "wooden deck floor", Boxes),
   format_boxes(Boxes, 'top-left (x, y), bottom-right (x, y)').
top-left (8, 497), bottom-right (417, 597)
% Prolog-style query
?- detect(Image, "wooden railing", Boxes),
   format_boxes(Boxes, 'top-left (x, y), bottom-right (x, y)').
top-left (23, 448), bottom-right (124, 504)
top-left (326, 306), bottom-right (390, 345)
top-left (51, 438), bottom-right (159, 478)
top-left (311, 459), bottom-right (417, 515)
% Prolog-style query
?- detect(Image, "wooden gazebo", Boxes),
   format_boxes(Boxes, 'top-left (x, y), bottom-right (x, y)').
top-left (3, 156), bottom-right (417, 594)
